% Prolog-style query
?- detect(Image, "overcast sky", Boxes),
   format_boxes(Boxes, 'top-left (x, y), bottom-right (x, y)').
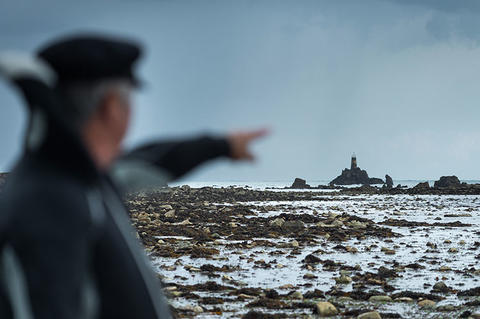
top-left (1, 0), bottom-right (480, 182)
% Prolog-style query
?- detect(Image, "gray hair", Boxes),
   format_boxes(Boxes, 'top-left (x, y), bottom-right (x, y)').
top-left (58, 79), bottom-right (132, 127)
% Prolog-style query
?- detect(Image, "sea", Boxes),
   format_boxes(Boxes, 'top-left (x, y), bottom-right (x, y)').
top-left (170, 179), bottom-right (480, 190)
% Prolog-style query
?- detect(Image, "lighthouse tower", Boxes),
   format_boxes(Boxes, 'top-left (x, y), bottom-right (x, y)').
top-left (351, 153), bottom-right (357, 170)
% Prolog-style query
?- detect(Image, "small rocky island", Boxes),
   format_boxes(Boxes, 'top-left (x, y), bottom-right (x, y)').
top-left (329, 154), bottom-right (384, 185)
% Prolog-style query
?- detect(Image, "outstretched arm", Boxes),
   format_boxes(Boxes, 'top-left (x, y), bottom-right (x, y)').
top-left (120, 129), bottom-right (268, 180)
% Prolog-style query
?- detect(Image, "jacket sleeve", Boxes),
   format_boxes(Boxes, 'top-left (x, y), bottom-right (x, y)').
top-left (121, 135), bottom-right (231, 179)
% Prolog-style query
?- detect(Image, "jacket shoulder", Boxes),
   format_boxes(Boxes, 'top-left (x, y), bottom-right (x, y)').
top-left (0, 161), bottom-right (95, 232)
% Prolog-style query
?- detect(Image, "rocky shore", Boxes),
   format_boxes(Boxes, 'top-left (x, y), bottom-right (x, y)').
top-left (127, 185), bottom-right (480, 318)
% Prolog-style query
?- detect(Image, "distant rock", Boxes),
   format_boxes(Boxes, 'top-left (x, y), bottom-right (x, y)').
top-left (385, 174), bottom-right (393, 188)
top-left (413, 182), bottom-right (430, 189)
top-left (330, 155), bottom-right (384, 185)
top-left (434, 176), bottom-right (461, 188)
top-left (290, 178), bottom-right (310, 189)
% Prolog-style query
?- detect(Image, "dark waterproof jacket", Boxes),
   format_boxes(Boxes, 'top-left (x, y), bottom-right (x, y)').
top-left (0, 80), bottom-right (230, 318)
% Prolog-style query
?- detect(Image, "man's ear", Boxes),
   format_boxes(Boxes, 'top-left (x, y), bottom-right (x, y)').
top-left (97, 92), bottom-right (116, 123)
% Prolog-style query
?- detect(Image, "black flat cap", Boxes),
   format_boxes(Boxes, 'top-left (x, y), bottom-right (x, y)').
top-left (37, 34), bottom-right (142, 86)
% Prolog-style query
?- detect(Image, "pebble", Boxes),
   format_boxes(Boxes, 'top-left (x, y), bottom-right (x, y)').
top-left (303, 273), bottom-right (317, 279)
top-left (315, 301), bottom-right (338, 316)
top-left (269, 218), bottom-right (285, 227)
top-left (346, 246), bottom-right (358, 253)
top-left (335, 275), bottom-right (352, 284)
top-left (192, 306), bottom-right (203, 313)
top-left (164, 210), bottom-right (175, 218)
top-left (437, 304), bottom-right (456, 311)
top-left (432, 281), bottom-right (450, 292)
top-left (290, 240), bottom-right (299, 248)
top-left (348, 221), bottom-right (367, 229)
top-left (338, 296), bottom-right (354, 302)
top-left (290, 291), bottom-right (303, 299)
top-left (418, 299), bottom-right (436, 308)
top-left (278, 284), bottom-right (294, 290)
top-left (369, 295), bottom-right (392, 302)
top-left (381, 247), bottom-right (395, 254)
top-left (394, 297), bottom-right (413, 303)
top-left (357, 311), bottom-right (381, 319)
top-left (282, 220), bottom-right (305, 230)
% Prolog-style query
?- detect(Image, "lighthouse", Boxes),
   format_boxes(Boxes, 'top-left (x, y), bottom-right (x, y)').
top-left (351, 153), bottom-right (357, 170)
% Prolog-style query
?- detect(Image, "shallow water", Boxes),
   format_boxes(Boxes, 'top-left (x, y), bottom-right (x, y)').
top-left (150, 190), bottom-right (480, 318)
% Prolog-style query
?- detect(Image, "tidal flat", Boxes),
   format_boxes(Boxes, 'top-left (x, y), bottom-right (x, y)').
top-left (126, 186), bottom-right (480, 318)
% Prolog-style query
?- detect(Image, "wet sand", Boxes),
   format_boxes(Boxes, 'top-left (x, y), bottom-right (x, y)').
top-left (127, 186), bottom-right (480, 318)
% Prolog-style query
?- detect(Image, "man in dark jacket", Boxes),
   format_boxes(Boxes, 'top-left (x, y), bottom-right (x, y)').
top-left (0, 34), bottom-right (266, 318)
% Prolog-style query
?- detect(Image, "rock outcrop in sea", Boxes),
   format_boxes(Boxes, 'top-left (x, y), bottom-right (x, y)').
top-left (385, 174), bottom-right (393, 188)
top-left (434, 176), bottom-right (461, 188)
top-left (330, 154), bottom-right (384, 185)
top-left (290, 178), bottom-right (310, 189)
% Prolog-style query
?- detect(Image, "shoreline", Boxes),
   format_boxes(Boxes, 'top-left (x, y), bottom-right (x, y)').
top-left (128, 186), bottom-right (480, 318)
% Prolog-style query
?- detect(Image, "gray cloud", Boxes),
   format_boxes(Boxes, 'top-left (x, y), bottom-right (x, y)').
top-left (390, 0), bottom-right (480, 43)
top-left (1, 0), bottom-right (480, 182)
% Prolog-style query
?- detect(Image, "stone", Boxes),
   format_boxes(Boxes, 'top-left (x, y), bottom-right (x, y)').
top-left (282, 220), bottom-right (305, 231)
top-left (434, 175), bottom-right (461, 188)
top-left (338, 296), bottom-right (354, 302)
top-left (377, 266), bottom-right (396, 278)
top-left (178, 219), bottom-right (192, 225)
top-left (290, 291), bottom-right (303, 299)
top-left (468, 314), bottom-right (480, 319)
top-left (357, 311), bottom-right (381, 319)
top-left (348, 221), bottom-right (367, 229)
top-left (346, 246), bottom-right (358, 253)
top-left (335, 275), bottom-right (352, 284)
top-left (381, 247), bottom-right (395, 255)
top-left (315, 301), bottom-right (338, 316)
top-left (432, 281), bottom-right (450, 293)
top-left (418, 299), bottom-right (436, 308)
top-left (269, 218), bottom-right (285, 228)
top-left (192, 305), bottom-right (203, 313)
top-left (290, 240), bottom-right (299, 248)
top-left (413, 182), bottom-right (430, 189)
top-left (303, 273), bottom-right (317, 279)
top-left (394, 297), bottom-right (413, 303)
top-left (439, 266), bottom-right (451, 271)
top-left (385, 174), bottom-right (393, 189)
top-left (368, 295), bottom-right (392, 302)
top-left (437, 304), bottom-right (456, 311)
top-left (164, 210), bottom-right (175, 218)
top-left (290, 178), bottom-right (310, 189)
